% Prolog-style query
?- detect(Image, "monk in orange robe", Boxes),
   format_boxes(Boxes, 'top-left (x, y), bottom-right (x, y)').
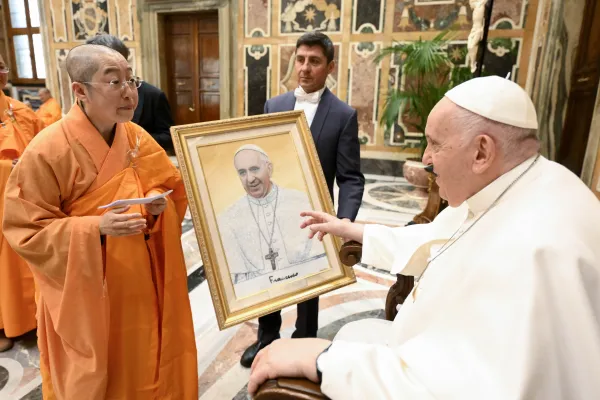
top-left (35, 88), bottom-right (62, 126)
top-left (0, 54), bottom-right (44, 352)
top-left (3, 45), bottom-right (197, 399)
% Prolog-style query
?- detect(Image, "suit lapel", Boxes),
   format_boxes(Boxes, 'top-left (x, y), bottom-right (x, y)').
top-left (281, 91), bottom-right (296, 111)
top-left (310, 87), bottom-right (331, 144)
top-left (133, 82), bottom-right (145, 123)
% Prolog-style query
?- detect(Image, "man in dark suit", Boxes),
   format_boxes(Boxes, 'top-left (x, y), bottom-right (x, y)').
top-left (85, 34), bottom-right (175, 154)
top-left (241, 31), bottom-right (365, 368)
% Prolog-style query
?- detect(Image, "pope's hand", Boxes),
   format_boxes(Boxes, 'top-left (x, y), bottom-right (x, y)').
top-left (144, 196), bottom-right (167, 216)
top-left (300, 211), bottom-right (346, 241)
top-left (99, 206), bottom-right (146, 236)
top-left (248, 338), bottom-right (331, 396)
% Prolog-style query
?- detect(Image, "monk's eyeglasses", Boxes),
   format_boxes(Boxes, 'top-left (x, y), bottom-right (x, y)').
top-left (82, 77), bottom-right (143, 91)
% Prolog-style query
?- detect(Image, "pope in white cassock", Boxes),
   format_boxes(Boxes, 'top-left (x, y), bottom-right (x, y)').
top-left (218, 145), bottom-right (327, 290)
top-left (247, 76), bottom-right (600, 399)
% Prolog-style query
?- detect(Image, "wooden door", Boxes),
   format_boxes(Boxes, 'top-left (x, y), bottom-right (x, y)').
top-left (558, 0), bottom-right (600, 175)
top-left (164, 12), bottom-right (220, 126)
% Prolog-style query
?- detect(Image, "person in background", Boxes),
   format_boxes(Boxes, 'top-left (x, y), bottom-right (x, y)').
top-left (36, 88), bottom-right (62, 126)
top-left (86, 34), bottom-right (176, 154)
top-left (240, 31), bottom-right (365, 368)
top-left (0, 54), bottom-right (44, 352)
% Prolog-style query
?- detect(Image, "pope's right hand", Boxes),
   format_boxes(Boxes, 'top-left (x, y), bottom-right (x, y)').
top-left (99, 205), bottom-right (147, 237)
top-left (300, 211), bottom-right (346, 241)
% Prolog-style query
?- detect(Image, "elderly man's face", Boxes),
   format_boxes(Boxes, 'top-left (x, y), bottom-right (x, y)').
top-left (422, 98), bottom-right (475, 207)
top-left (234, 150), bottom-right (273, 198)
top-left (39, 90), bottom-right (51, 103)
top-left (82, 52), bottom-right (138, 124)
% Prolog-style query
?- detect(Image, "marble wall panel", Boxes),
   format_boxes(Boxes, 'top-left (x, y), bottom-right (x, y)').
top-left (348, 42), bottom-right (382, 145)
top-left (482, 38), bottom-right (522, 81)
top-left (490, 0), bottom-right (526, 29)
top-left (280, 0), bottom-right (343, 34)
top-left (246, 0), bottom-right (271, 37)
top-left (394, 0), bottom-right (471, 32)
top-left (49, 0), bottom-right (69, 42)
top-left (56, 49), bottom-right (73, 113)
top-left (352, 0), bottom-right (384, 33)
top-left (245, 45), bottom-right (271, 116)
top-left (71, 0), bottom-right (110, 41)
top-left (114, 0), bottom-right (136, 40)
top-left (278, 43), bottom-right (340, 95)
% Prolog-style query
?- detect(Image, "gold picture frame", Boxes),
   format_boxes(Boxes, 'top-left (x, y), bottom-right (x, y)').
top-left (171, 111), bottom-right (356, 330)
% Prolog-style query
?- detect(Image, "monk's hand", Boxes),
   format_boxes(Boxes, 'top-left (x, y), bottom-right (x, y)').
top-left (300, 211), bottom-right (346, 241)
top-left (144, 195), bottom-right (167, 216)
top-left (99, 205), bottom-right (147, 237)
top-left (11, 159), bottom-right (17, 168)
top-left (248, 338), bottom-right (331, 396)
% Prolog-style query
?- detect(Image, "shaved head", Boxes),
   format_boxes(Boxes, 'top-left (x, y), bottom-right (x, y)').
top-left (39, 87), bottom-right (52, 102)
top-left (66, 44), bottom-right (125, 83)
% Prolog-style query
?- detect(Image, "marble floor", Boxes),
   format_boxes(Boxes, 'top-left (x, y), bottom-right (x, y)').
top-left (0, 174), bottom-right (424, 399)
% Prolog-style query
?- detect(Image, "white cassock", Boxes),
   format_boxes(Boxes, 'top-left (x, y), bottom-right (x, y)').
top-left (318, 156), bottom-right (600, 399)
top-left (218, 184), bottom-right (327, 295)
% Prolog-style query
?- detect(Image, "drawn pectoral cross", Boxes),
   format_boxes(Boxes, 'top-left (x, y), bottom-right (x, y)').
top-left (265, 247), bottom-right (279, 270)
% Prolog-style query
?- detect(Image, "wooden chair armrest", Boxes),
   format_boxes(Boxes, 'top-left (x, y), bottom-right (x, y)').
top-left (339, 240), bottom-right (362, 266)
top-left (254, 378), bottom-right (329, 400)
top-left (385, 274), bottom-right (414, 321)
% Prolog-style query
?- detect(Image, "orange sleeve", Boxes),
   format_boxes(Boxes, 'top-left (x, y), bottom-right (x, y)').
top-left (127, 123), bottom-right (188, 221)
top-left (3, 141), bottom-right (110, 399)
top-left (2, 146), bottom-right (101, 283)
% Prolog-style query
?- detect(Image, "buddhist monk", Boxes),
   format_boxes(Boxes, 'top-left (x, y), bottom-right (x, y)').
top-left (2, 44), bottom-right (198, 399)
top-left (0, 54), bottom-right (44, 352)
top-left (35, 88), bottom-right (62, 126)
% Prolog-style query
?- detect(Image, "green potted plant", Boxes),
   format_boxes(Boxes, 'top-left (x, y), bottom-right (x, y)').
top-left (375, 31), bottom-right (472, 191)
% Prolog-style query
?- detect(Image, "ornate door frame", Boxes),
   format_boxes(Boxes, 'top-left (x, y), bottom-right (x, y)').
top-left (139, 0), bottom-right (236, 119)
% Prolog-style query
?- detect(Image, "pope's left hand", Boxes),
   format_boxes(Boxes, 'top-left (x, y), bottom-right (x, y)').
top-left (248, 338), bottom-right (331, 396)
top-left (144, 194), bottom-right (167, 216)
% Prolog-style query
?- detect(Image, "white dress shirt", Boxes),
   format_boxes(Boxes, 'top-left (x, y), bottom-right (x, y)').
top-left (293, 86), bottom-right (326, 127)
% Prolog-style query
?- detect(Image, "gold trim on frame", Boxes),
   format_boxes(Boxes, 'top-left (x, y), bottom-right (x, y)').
top-left (171, 111), bottom-right (356, 329)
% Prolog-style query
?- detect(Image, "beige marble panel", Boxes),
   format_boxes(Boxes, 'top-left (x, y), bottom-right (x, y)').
top-left (115, 0), bottom-right (136, 40)
top-left (348, 42), bottom-right (382, 145)
top-left (56, 49), bottom-right (73, 114)
top-left (48, 0), bottom-right (69, 42)
top-left (246, 0), bottom-right (270, 37)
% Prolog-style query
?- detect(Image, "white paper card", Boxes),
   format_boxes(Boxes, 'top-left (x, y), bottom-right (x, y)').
top-left (98, 190), bottom-right (173, 209)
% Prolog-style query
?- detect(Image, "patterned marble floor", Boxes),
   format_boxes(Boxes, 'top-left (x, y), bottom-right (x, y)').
top-left (0, 174), bottom-right (424, 399)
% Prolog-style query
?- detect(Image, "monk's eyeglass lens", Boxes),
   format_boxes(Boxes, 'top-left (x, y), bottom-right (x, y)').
top-left (109, 78), bottom-right (143, 91)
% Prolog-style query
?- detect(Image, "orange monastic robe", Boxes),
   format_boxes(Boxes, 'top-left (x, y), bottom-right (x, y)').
top-left (0, 93), bottom-right (44, 338)
top-left (35, 97), bottom-right (62, 126)
top-left (3, 104), bottom-right (197, 399)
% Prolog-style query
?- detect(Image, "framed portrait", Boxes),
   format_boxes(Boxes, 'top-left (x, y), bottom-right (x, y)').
top-left (171, 111), bottom-right (356, 330)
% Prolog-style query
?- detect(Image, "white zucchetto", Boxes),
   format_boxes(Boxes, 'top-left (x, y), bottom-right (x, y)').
top-left (445, 76), bottom-right (538, 129)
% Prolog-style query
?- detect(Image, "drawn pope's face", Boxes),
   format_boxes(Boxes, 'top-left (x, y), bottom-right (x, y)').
top-left (234, 149), bottom-right (273, 198)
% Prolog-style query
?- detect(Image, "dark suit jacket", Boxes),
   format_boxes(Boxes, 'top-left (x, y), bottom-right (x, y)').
top-left (133, 82), bottom-right (175, 153)
top-left (264, 88), bottom-right (365, 221)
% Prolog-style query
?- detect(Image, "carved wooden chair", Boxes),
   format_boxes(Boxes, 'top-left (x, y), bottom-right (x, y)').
top-left (254, 177), bottom-right (446, 400)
